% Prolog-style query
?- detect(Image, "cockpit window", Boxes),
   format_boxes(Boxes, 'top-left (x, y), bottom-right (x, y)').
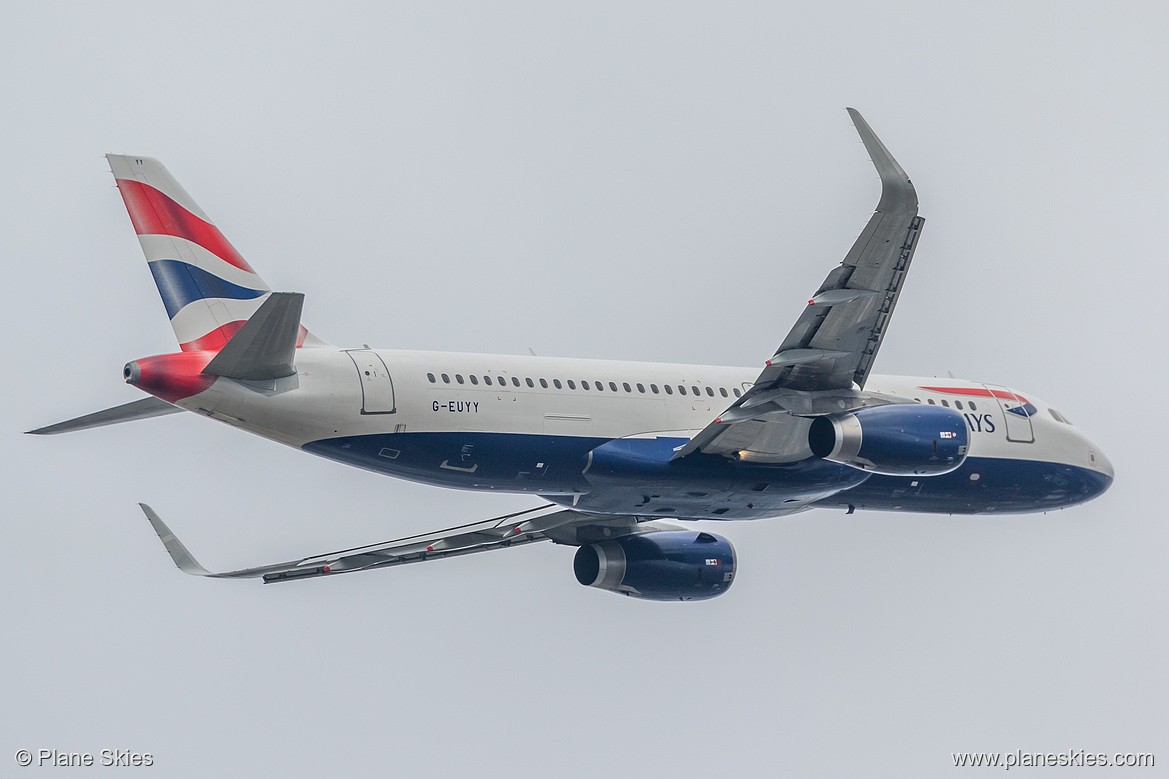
top-left (1049, 408), bottom-right (1073, 425)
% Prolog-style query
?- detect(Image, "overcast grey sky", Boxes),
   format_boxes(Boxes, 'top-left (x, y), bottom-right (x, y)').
top-left (3, 2), bottom-right (1165, 776)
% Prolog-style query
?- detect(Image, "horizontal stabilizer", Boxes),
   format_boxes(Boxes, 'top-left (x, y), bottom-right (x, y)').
top-left (202, 292), bottom-right (304, 380)
top-left (26, 396), bottom-right (181, 435)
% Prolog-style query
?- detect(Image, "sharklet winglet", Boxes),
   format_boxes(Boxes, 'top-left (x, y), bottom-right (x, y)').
top-left (139, 503), bottom-right (213, 577)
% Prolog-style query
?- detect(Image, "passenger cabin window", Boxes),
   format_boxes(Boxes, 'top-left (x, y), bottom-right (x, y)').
top-left (636, 383), bottom-right (645, 393)
top-left (441, 373), bottom-right (450, 384)
top-left (511, 377), bottom-right (520, 387)
top-left (941, 399), bottom-right (949, 407)
top-left (968, 401), bottom-right (978, 411)
top-left (679, 386), bottom-right (688, 395)
top-left (427, 373), bottom-right (436, 383)
top-left (554, 379), bottom-right (563, 389)
top-left (455, 374), bottom-right (464, 384)
top-left (664, 385), bottom-right (673, 395)
top-left (539, 379), bottom-right (548, 388)
top-left (927, 398), bottom-right (935, 405)
top-left (706, 387), bottom-right (714, 396)
top-left (610, 382), bottom-right (618, 392)
top-left (595, 381), bottom-right (603, 391)
top-left (651, 384), bottom-right (659, 394)
top-left (720, 388), bottom-right (728, 397)
top-left (955, 400), bottom-right (964, 410)
top-left (733, 388), bottom-right (741, 397)
top-left (623, 382), bottom-right (631, 392)
top-left (469, 375), bottom-right (479, 385)
top-left (526, 378), bottom-right (534, 388)
top-left (567, 380), bottom-right (576, 389)
top-left (581, 381), bottom-right (590, 390)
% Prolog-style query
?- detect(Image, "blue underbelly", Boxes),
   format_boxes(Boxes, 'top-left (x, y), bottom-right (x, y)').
top-left (302, 433), bottom-right (1111, 517)
top-left (812, 456), bottom-right (1112, 514)
top-left (302, 432), bottom-right (600, 494)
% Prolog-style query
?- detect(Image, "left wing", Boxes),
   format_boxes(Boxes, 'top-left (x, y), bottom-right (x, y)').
top-left (139, 503), bottom-right (673, 584)
top-left (674, 108), bottom-right (923, 461)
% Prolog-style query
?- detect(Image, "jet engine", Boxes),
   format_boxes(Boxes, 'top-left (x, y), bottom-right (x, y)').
top-left (573, 530), bottom-right (736, 601)
top-left (807, 404), bottom-right (968, 476)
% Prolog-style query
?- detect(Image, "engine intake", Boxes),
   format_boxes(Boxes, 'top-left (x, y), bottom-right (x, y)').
top-left (573, 530), bottom-right (736, 601)
top-left (808, 404), bottom-right (968, 476)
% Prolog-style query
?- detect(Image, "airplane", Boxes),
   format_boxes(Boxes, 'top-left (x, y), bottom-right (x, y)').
top-left (28, 109), bottom-right (1113, 600)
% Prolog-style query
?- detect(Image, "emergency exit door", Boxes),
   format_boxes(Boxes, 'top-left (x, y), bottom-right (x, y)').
top-left (347, 351), bottom-right (396, 414)
top-left (982, 383), bottom-right (1033, 443)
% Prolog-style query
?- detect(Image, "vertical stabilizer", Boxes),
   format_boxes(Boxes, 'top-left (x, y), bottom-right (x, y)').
top-left (107, 155), bottom-right (322, 350)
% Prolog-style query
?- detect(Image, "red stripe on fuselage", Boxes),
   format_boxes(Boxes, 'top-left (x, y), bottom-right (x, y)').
top-left (918, 386), bottom-right (1031, 404)
top-left (114, 178), bottom-right (256, 273)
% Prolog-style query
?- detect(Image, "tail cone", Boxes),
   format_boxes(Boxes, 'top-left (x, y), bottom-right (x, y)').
top-left (124, 352), bottom-right (215, 403)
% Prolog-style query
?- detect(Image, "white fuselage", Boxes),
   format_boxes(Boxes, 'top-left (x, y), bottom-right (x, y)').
top-left (165, 348), bottom-right (1112, 518)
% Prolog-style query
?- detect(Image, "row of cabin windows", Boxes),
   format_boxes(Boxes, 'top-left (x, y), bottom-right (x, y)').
top-left (916, 395), bottom-right (1073, 425)
top-left (913, 397), bottom-right (978, 411)
top-left (425, 372), bottom-right (742, 398)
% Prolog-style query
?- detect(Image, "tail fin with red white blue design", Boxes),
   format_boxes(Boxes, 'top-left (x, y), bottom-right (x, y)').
top-left (106, 155), bottom-right (324, 351)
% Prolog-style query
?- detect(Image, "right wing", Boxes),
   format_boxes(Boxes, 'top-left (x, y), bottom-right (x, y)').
top-left (139, 503), bottom-right (676, 584)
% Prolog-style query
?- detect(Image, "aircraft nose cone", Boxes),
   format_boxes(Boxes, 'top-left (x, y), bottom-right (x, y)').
top-left (1092, 448), bottom-right (1115, 482)
top-left (1071, 441), bottom-right (1114, 506)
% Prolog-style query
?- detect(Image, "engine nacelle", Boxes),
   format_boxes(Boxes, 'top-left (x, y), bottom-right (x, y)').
top-left (807, 404), bottom-right (968, 476)
top-left (573, 530), bottom-right (736, 601)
